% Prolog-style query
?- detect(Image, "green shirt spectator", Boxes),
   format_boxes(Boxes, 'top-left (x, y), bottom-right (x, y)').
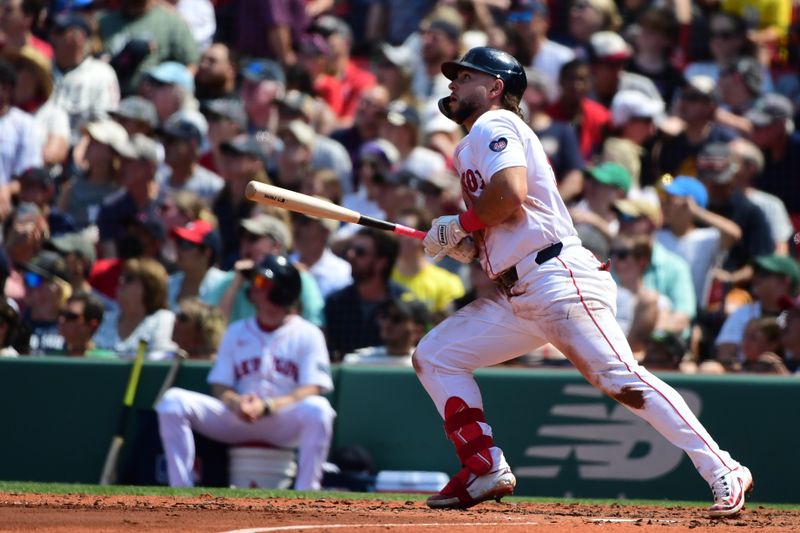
top-left (206, 270), bottom-right (325, 327)
top-left (100, 3), bottom-right (199, 96)
top-left (643, 242), bottom-right (697, 321)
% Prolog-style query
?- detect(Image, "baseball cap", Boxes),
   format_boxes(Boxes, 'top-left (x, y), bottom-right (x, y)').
top-left (110, 96), bottom-right (159, 129)
top-left (590, 31), bottom-right (632, 62)
top-left (422, 18), bottom-right (462, 41)
top-left (376, 43), bottom-right (414, 75)
top-left (613, 198), bottom-right (661, 226)
top-left (161, 109), bottom-right (208, 143)
top-left (424, 102), bottom-right (460, 135)
top-left (4, 46), bottom-right (52, 100)
top-left (525, 67), bottom-right (557, 103)
top-left (19, 167), bottom-right (53, 188)
top-left (171, 219), bottom-right (222, 257)
top-left (220, 135), bottom-right (267, 159)
top-left (24, 251), bottom-right (70, 284)
top-left (241, 59), bottom-right (286, 85)
top-left (124, 209), bottom-right (166, 240)
top-left (585, 161), bottom-right (632, 193)
top-left (382, 293), bottom-right (430, 327)
top-left (401, 147), bottom-right (449, 191)
top-left (46, 232), bottom-right (96, 266)
top-left (746, 93), bottom-right (794, 127)
top-left (116, 133), bottom-right (160, 163)
top-left (240, 214), bottom-right (292, 250)
top-left (662, 175), bottom-right (708, 208)
top-left (280, 120), bottom-right (315, 148)
top-left (611, 90), bottom-right (664, 127)
top-left (386, 100), bottom-right (420, 127)
top-left (144, 61), bottom-right (195, 94)
top-left (721, 57), bottom-right (762, 95)
top-left (85, 119), bottom-right (130, 153)
top-left (683, 75), bottom-right (718, 102)
top-left (311, 15), bottom-right (353, 42)
top-left (52, 13), bottom-right (91, 35)
top-left (507, 0), bottom-right (548, 22)
top-left (275, 90), bottom-right (315, 120)
top-left (201, 98), bottom-right (247, 130)
top-left (358, 139), bottom-right (400, 168)
top-left (753, 255), bottom-right (800, 295)
top-left (697, 142), bottom-right (738, 184)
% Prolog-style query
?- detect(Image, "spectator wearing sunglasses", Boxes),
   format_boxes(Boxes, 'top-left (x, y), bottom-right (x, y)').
top-left (342, 294), bottom-right (429, 367)
top-left (53, 292), bottom-right (116, 358)
top-left (93, 257), bottom-right (176, 359)
top-left (167, 219), bottom-right (226, 310)
top-left (324, 227), bottom-right (405, 361)
top-left (206, 214), bottom-right (324, 327)
top-left (20, 251), bottom-right (72, 355)
top-left (655, 76), bottom-right (737, 182)
top-left (171, 297), bottom-right (225, 360)
top-left (610, 234), bottom-right (675, 359)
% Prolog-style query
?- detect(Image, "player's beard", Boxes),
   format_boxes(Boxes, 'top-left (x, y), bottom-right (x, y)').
top-left (440, 95), bottom-right (480, 125)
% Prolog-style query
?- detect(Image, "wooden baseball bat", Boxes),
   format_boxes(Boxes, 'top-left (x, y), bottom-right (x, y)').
top-left (245, 181), bottom-right (426, 240)
top-left (99, 340), bottom-right (147, 485)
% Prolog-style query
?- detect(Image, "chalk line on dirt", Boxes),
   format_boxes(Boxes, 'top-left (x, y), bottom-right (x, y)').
top-left (219, 521), bottom-right (541, 533)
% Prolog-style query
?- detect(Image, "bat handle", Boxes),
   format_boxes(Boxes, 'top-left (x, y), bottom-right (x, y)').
top-left (393, 224), bottom-right (427, 241)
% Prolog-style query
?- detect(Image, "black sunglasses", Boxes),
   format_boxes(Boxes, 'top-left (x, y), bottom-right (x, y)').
top-left (59, 310), bottom-right (82, 322)
top-left (350, 245), bottom-right (372, 258)
top-left (710, 30), bottom-right (737, 39)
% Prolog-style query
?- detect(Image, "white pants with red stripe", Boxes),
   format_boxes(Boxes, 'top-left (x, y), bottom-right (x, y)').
top-left (414, 239), bottom-right (739, 485)
top-left (156, 388), bottom-right (335, 490)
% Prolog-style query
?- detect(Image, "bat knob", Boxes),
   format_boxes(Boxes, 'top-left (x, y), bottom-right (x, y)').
top-left (245, 181), bottom-right (258, 200)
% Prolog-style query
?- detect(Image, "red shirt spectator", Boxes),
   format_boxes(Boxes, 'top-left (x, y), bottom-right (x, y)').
top-left (548, 98), bottom-right (610, 162)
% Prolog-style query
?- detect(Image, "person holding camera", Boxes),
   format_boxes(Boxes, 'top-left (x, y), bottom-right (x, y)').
top-left (206, 213), bottom-right (324, 326)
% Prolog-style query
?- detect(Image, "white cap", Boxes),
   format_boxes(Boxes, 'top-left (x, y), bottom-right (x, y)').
top-left (379, 43), bottom-right (414, 74)
top-left (590, 31), bottom-right (632, 62)
top-left (85, 119), bottom-right (129, 153)
top-left (423, 99), bottom-right (459, 135)
top-left (283, 119), bottom-right (315, 148)
top-left (611, 90), bottom-right (665, 127)
top-left (403, 147), bottom-right (450, 190)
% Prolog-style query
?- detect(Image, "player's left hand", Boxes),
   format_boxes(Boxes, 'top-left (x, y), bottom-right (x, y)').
top-left (448, 237), bottom-right (477, 264)
top-left (424, 215), bottom-right (469, 261)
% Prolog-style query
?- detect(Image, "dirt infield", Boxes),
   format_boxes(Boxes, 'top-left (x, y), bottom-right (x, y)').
top-left (2, 492), bottom-right (799, 533)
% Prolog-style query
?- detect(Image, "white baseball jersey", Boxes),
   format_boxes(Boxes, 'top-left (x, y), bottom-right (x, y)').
top-left (208, 315), bottom-right (333, 398)
top-left (453, 109), bottom-right (577, 277)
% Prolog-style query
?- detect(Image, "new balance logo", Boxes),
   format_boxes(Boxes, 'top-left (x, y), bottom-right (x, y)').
top-left (517, 384), bottom-right (701, 481)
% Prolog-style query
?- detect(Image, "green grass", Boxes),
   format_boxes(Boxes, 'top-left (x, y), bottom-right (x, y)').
top-left (2, 482), bottom-right (799, 510)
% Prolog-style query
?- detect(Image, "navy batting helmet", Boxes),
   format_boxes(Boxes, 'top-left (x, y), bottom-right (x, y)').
top-left (441, 47), bottom-right (527, 99)
top-left (252, 254), bottom-right (302, 307)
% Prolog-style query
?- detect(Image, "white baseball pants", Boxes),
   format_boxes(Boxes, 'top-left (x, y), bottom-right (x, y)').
top-left (156, 388), bottom-right (336, 490)
top-left (414, 239), bottom-right (740, 485)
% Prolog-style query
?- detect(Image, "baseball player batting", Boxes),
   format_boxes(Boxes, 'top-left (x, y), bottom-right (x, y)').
top-left (155, 255), bottom-right (335, 489)
top-left (415, 47), bottom-right (752, 516)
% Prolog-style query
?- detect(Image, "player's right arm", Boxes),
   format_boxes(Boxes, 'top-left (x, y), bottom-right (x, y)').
top-left (471, 166), bottom-right (528, 227)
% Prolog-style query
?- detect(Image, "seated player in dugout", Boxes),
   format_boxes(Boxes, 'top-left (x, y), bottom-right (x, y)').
top-left (413, 46), bottom-right (753, 516)
top-left (156, 255), bottom-right (335, 490)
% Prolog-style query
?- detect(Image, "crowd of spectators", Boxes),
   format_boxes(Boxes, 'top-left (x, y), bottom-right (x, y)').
top-left (1, 0), bottom-right (799, 376)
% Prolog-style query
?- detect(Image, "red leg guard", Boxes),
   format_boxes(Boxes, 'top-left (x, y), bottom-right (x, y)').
top-left (443, 397), bottom-right (494, 476)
